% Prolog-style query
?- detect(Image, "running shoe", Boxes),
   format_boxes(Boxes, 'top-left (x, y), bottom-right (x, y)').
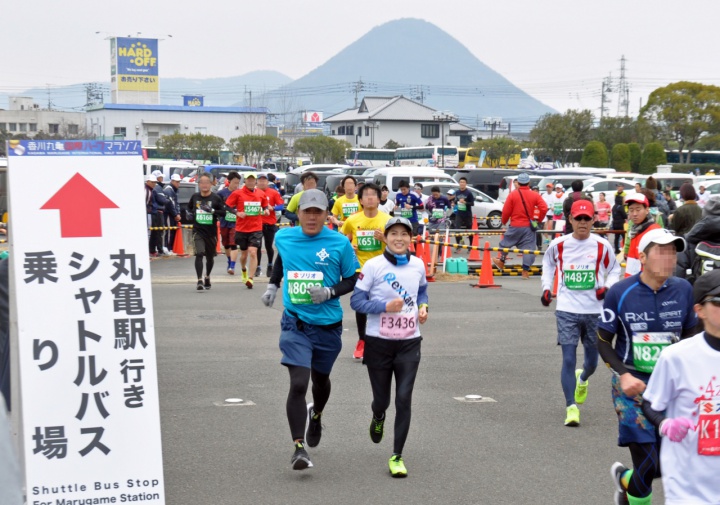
top-left (266, 265), bottom-right (273, 278)
top-left (305, 403), bottom-right (322, 448)
top-left (204, 277), bottom-right (211, 290)
top-left (370, 414), bottom-right (385, 444)
top-left (388, 455), bottom-right (407, 478)
top-left (521, 270), bottom-right (530, 279)
top-left (291, 442), bottom-right (313, 470)
top-left (255, 266), bottom-right (262, 278)
top-left (241, 269), bottom-right (249, 283)
top-left (564, 404), bottom-right (580, 427)
top-left (353, 340), bottom-right (364, 360)
top-left (492, 258), bottom-right (505, 271)
top-left (575, 369), bottom-right (588, 405)
top-left (245, 278), bottom-right (254, 289)
top-left (196, 280), bottom-right (204, 291)
top-left (227, 261), bottom-right (235, 275)
top-left (610, 462), bottom-right (630, 505)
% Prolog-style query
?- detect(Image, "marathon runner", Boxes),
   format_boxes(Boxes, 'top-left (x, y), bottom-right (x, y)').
top-left (256, 173), bottom-right (285, 278)
top-left (217, 171), bottom-right (241, 274)
top-left (285, 172), bottom-right (318, 226)
top-left (225, 174), bottom-right (270, 289)
top-left (394, 180), bottom-right (424, 238)
top-left (330, 175), bottom-right (362, 227)
top-left (541, 200), bottom-right (620, 426)
top-left (350, 216), bottom-right (428, 478)
top-left (453, 177), bottom-right (475, 248)
top-left (640, 269), bottom-right (720, 505)
top-left (187, 173), bottom-right (226, 291)
top-left (260, 189), bottom-right (360, 471)
top-left (340, 183), bottom-right (391, 360)
top-left (598, 228), bottom-right (699, 505)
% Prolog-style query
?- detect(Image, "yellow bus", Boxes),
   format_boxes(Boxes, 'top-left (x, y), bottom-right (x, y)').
top-left (465, 147), bottom-right (521, 168)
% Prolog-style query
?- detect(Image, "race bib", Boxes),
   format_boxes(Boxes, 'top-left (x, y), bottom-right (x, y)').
top-left (342, 202), bottom-right (359, 218)
top-left (632, 332), bottom-right (674, 373)
top-left (357, 230), bottom-right (381, 252)
top-left (195, 209), bottom-right (213, 225)
top-left (553, 202), bottom-right (563, 215)
top-left (379, 312), bottom-right (417, 339)
top-left (431, 209), bottom-right (444, 220)
top-left (245, 201), bottom-right (262, 216)
top-left (458, 202), bottom-right (467, 211)
top-left (698, 399), bottom-right (720, 456)
top-left (563, 269), bottom-right (595, 290)
top-left (400, 208), bottom-right (413, 219)
top-left (286, 271), bottom-right (323, 305)
top-left (224, 211), bottom-right (237, 223)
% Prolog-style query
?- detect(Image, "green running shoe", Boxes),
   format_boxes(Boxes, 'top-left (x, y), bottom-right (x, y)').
top-left (370, 414), bottom-right (385, 444)
top-left (565, 404), bottom-right (580, 427)
top-left (241, 269), bottom-right (249, 283)
top-left (388, 454), bottom-right (407, 478)
top-left (575, 369), bottom-right (588, 405)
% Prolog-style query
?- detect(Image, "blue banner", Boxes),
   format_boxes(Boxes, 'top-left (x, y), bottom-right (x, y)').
top-left (7, 140), bottom-right (143, 156)
top-left (183, 95), bottom-right (204, 107)
top-left (116, 37), bottom-right (158, 76)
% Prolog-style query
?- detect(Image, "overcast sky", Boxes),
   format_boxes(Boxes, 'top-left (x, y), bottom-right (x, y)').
top-left (1, 0), bottom-right (718, 117)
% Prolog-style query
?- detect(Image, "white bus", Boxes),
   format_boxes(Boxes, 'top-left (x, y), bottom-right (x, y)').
top-left (345, 148), bottom-right (396, 167)
top-left (394, 146), bottom-right (459, 168)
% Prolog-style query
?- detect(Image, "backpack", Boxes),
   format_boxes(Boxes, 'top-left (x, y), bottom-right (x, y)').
top-left (690, 241), bottom-right (720, 283)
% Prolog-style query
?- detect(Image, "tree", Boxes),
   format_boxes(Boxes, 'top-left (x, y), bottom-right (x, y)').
top-left (185, 133), bottom-right (226, 163)
top-left (471, 137), bottom-right (522, 167)
top-left (530, 109), bottom-right (594, 164)
top-left (639, 142), bottom-right (667, 174)
top-left (580, 141), bottom-right (608, 167)
top-left (611, 143), bottom-right (632, 171)
top-left (156, 132), bottom-right (187, 160)
top-left (228, 135), bottom-right (287, 166)
top-left (628, 142), bottom-right (641, 171)
top-left (593, 116), bottom-right (635, 148)
top-left (640, 81), bottom-right (720, 163)
top-left (383, 139), bottom-right (401, 149)
top-left (293, 136), bottom-right (351, 164)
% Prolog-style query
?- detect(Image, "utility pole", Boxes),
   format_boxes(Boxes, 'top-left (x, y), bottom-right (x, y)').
top-left (353, 78), bottom-right (365, 109)
top-left (45, 84), bottom-right (53, 110)
top-left (600, 74), bottom-right (613, 120)
top-left (617, 55), bottom-right (629, 117)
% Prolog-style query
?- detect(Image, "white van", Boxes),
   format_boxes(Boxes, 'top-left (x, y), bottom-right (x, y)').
top-left (143, 160), bottom-right (198, 181)
top-left (370, 168), bottom-right (458, 200)
top-left (640, 173), bottom-right (695, 192)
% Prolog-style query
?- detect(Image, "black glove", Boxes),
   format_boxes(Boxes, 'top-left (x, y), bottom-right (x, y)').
top-left (200, 203), bottom-right (213, 213)
top-left (596, 287), bottom-right (608, 300)
top-left (541, 290), bottom-right (553, 307)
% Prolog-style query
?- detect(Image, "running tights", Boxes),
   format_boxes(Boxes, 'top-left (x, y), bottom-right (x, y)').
top-left (626, 442), bottom-right (659, 500)
top-left (256, 225), bottom-right (277, 267)
top-left (560, 344), bottom-right (597, 407)
top-left (355, 312), bottom-right (367, 341)
top-left (194, 254), bottom-right (214, 279)
top-left (367, 362), bottom-right (420, 455)
top-left (286, 365), bottom-right (331, 441)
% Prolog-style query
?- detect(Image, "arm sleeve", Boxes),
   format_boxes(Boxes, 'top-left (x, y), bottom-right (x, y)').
top-left (640, 398), bottom-right (666, 428)
top-left (213, 195), bottom-right (226, 217)
top-left (414, 195), bottom-right (424, 210)
top-left (186, 195), bottom-right (196, 222)
top-left (269, 254), bottom-right (283, 287)
top-left (417, 283), bottom-right (428, 306)
top-left (602, 242), bottom-right (621, 289)
top-left (330, 273), bottom-right (358, 298)
top-left (598, 328), bottom-right (630, 376)
top-left (350, 287), bottom-right (388, 314)
top-left (466, 191), bottom-right (475, 207)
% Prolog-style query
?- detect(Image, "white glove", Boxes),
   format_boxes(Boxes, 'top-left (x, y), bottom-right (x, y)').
top-left (309, 286), bottom-right (333, 304)
top-left (261, 284), bottom-right (279, 307)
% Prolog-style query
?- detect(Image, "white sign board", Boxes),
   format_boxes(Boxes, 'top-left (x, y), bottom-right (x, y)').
top-left (7, 140), bottom-right (165, 504)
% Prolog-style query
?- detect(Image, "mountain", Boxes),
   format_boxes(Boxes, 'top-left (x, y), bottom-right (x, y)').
top-left (257, 18), bottom-right (555, 130)
top-left (0, 70), bottom-right (292, 110)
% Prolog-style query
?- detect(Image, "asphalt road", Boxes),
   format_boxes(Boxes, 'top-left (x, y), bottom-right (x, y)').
top-left (150, 255), bottom-right (663, 505)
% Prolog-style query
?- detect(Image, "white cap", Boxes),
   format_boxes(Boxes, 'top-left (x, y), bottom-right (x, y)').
top-left (151, 170), bottom-right (164, 178)
top-left (638, 228), bottom-right (686, 253)
top-left (145, 174), bottom-right (158, 182)
top-left (555, 184), bottom-right (564, 189)
top-left (170, 174), bottom-right (183, 182)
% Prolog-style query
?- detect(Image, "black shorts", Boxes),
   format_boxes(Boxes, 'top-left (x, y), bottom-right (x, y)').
top-left (193, 232), bottom-right (217, 257)
top-left (235, 231), bottom-right (263, 251)
top-left (363, 335), bottom-right (422, 370)
top-left (456, 213), bottom-right (473, 230)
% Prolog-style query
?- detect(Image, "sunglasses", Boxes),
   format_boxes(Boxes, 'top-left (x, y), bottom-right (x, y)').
top-left (702, 297), bottom-right (720, 307)
top-left (573, 215), bottom-right (593, 222)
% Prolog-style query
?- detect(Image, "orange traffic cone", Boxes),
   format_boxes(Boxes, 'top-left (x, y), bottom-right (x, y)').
top-left (422, 234), bottom-right (432, 276)
top-left (216, 223), bottom-right (223, 254)
top-left (471, 241), bottom-right (501, 288)
top-left (414, 235), bottom-right (424, 262)
top-left (172, 224), bottom-right (186, 256)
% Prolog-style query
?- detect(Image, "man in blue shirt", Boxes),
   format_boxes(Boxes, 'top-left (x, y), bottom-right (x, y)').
top-left (394, 180), bottom-right (424, 238)
top-left (261, 189), bottom-right (360, 471)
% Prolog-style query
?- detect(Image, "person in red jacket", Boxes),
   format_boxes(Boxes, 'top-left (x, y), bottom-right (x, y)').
top-left (493, 172), bottom-right (548, 279)
top-left (225, 174), bottom-right (271, 289)
top-left (256, 173), bottom-right (285, 278)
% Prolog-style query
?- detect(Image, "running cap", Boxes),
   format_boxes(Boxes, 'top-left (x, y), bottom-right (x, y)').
top-left (638, 228), bottom-right (686, 254)
top-left (693, 269), bottom-right (720, 304)
top-left (625, 193), bottom-right (649, 207)
top-left (244, 173), bottom-right (256, 179)
top-left (256, 172), bottom-right (268, 179)
top-left (170, 174), bottom-right (182, 182)
top-left (570, 200), bottom-right (594, 219)
top-left (447, 189), bottom-right (456, 195)
top-left (145, 174), bottom-right (158, 182)
top-left (555, 184), bottom-right (564, 190)
top-left (384, 217), bottom-right (413, 235)
top-left (298, 189), bottom-right (328, 211)
top-left (151, 170), bottom-right (163, 178)
top-left (545, 183), bottom-right (553, 188)
top-left (517, 172), bottom-right (530, 184)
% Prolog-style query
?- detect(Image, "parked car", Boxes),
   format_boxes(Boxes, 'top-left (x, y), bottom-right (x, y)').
top-left (419, 183), bottom-right (504, 229)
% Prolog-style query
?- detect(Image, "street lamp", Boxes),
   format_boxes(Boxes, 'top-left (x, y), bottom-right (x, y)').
top-left (432, 112), bottom-right (457, 167)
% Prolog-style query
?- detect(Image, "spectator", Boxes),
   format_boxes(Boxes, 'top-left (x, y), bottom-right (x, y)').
top-left (698, 185), bottom-right (712, 208)
top-left (663, 190), bottom-right (677, 214)
top-left (645, 176), bottom-right (670, 225)
top-left (595, 192), bottom-right (611, 229)
top-left (640, 188), bottom-right (665, 228)
top-left (670, 183), bottom-right (702, 237)
top-left (611, 194), bottom-right (627, 254)
top-left (676, 196), bottom-right (720, 280)
top-left (163, 174), bottom-right (183, 253)
top-left (145, 174), bottom-right (166, 257)
top-left (563, 180), bottom-right (594, 234)
top-left (378, 185), bottom-right (395, 215)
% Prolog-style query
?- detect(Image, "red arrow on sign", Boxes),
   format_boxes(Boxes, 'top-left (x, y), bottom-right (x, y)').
top-left (41, 173), bottom-right (119, 238)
